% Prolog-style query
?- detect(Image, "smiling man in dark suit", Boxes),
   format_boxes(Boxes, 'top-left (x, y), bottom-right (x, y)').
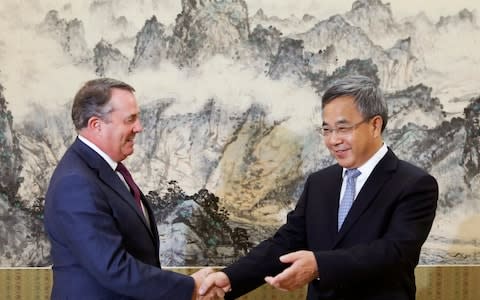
top-left (200, 75), bottom-right (438, 300)
top-left (44, 78), bottom-right (224, 299)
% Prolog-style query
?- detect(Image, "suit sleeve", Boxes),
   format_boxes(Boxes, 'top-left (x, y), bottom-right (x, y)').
top-left (314, 172), bottom-right (438, 288)
top-left (223, 176), bottom-right (313, 299)
top-left (49, 174), bottom-right (194, 300)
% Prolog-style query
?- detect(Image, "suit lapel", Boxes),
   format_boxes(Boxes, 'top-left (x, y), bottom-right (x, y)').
top-left (323, 166), bottom-right (344, 243)
top-left (333, 149), bottom-right (398, 246)
top-left (72, 138), bottom-right (157, 242)
top-left (141, 195), bottom-right (160, 248)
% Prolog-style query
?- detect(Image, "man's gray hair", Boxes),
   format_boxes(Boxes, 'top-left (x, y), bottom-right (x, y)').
top-left (322, 75), bottom-right (388, 132)
top-left (71, 78), bottom-right (135, 130)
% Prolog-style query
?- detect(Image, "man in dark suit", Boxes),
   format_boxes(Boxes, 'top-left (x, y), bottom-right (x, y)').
top-left (199, 75), bottom-right (438, 299)
top-left (44, 78), bottom-right (224, 299)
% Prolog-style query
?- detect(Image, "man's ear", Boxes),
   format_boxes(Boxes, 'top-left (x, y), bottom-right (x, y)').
top-left (87, 116), bottom-right (101, 132)
top-left (372, 115), bottom-right (383, 137)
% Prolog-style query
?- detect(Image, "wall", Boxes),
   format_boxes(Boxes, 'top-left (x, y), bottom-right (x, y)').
top-left (0, 0), bottom-right (479, 267)
top-left (1, 266), bottom-right (479, 300)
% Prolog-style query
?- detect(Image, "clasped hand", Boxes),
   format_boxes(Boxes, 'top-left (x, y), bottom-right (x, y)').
top-left (196, 250), bottom-right (318, 297)
top-left (191, 268), bottom-right (230, 300)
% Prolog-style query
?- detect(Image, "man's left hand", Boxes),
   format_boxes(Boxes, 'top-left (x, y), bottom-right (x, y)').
top-left (264, 250), bottom-right (319, 291)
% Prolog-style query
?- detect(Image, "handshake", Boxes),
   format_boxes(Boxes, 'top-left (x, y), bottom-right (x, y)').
top-left (190, 268), bottom-right (231, 300)
top-left (190, 250), bottom-right (319, 300)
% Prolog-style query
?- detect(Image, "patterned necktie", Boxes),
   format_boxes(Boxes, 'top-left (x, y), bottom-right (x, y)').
top-left (116, 162), bottom-right (142, 209)
top-left (338, 168), bottom-right (361, 231)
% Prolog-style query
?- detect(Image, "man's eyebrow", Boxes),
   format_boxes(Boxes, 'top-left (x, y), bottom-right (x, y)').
top-left (322, 119), bottom-right (348, 126)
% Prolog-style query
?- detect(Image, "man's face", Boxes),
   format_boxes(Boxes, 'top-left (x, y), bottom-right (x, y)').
top-left (98, 88), bottom-right (143, 162)
top-left (321, 95), bottom-right (381, 169)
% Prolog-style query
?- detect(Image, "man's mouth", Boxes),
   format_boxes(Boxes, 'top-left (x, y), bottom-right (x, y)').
top-left (333, 148), bottom-right (351, 157)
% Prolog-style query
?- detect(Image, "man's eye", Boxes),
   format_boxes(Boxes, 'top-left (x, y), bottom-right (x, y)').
top-left (337, 127), bottom-right (350, 133)
top-left (322, 128), bottom-right (332, 134)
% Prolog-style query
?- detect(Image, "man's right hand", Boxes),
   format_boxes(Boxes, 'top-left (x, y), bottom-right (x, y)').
top-left (198, 271), bottom-right (231, 297)
top-left (191, 268), bottom-right (224, 300)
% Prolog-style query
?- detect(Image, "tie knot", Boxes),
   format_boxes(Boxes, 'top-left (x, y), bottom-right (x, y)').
top-left (116, 162), bottom-right (135, 183)
top-left (116, 162), bottom-right (129, 175)
top-left (345, 168), bottom-right (361, 179)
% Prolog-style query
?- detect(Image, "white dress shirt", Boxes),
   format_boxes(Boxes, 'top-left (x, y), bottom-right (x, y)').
top-left (78, 135), bottom-right (150, 225)
top-left (339, 143), bottom-right (388, 205)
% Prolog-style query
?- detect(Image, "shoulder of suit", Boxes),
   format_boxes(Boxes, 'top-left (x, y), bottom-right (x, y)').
top-left (396, 159), bottom-right (433, 178)
top-left (308, 164), bottom-right (341, 180)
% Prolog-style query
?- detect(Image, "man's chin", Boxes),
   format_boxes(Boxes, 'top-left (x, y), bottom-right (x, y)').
top-left (336, 157), bottom-right (354, 169)
top-left (121, 147), bottom-right (135, 159)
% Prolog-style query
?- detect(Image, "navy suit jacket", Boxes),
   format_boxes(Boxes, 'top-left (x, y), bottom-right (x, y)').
top-left (44, 138), bottom-right (194, 299)
top-left (223, 149), bottom-right (438, 300)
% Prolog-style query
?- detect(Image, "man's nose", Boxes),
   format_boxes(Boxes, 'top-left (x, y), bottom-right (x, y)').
top-left (134, 120), bottom-right (143, 133)
top-left (324, 131), bottom-right (343, 145)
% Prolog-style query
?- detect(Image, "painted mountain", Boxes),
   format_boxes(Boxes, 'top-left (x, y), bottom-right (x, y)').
top-left (0, 0), bottom-right (479, 266)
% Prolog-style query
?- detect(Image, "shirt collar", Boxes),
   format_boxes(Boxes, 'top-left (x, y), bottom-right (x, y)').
top-left (343, 143), bottom-right (388, 178)
top-left (78, 135), bottom-right (118, 171)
